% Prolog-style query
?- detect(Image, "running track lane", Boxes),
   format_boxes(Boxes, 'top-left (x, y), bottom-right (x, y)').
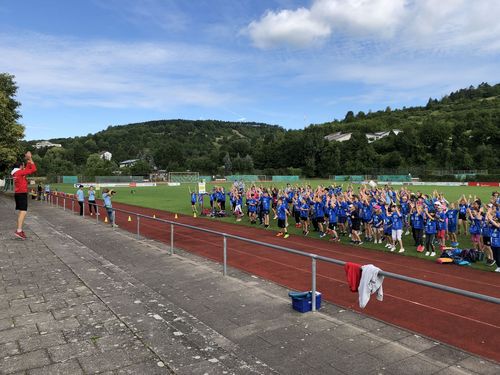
top-left (56, 198), bottom-right (500, 362)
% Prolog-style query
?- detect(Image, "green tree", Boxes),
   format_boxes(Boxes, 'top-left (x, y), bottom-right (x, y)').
top-left (0, 73), bottom-right (24, 175)
top-left (84, 154), bottom-right (117, 178)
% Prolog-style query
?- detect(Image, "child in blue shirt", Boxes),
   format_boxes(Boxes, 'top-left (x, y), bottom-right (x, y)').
top-left (102, 188), bottom-right (117, 227)
top-left (88, 186), bottom-right (97, 216)
top-left (424, 209), bottom-right (437, 256)
top-left (276, 199), bottom-right (290, 239)
top-left (445, 203), bottom-right (458, 247)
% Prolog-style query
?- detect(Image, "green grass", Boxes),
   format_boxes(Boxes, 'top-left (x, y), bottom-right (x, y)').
top-left (50, 181), bottom-right (497, 272)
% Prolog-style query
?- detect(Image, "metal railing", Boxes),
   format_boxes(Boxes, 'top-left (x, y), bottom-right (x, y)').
top-left (44, 192), bottom-right (500, 309)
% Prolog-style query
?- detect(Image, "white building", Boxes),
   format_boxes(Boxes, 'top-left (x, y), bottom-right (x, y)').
top-left (324, 132), bottom-right (352, 142)
top-left (99, 151), bottom-right (112, 161)
top-left (34, 141), bottom-right (62, 149)
top-left (119, 159), bottom-right (139, 168)
top-left (366, 129), bottom-right (403, 143)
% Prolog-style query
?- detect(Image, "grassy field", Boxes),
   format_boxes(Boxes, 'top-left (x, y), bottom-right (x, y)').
top-left (50, 181), bottom-right (497, 271)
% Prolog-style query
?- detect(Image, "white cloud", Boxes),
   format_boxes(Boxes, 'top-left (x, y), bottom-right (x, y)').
top-left (247, 7), bottom-right (331, 49)
top-left (246, 0), bottom-right (500, 52)
top-left (0, 33), bottom-right (241, 110)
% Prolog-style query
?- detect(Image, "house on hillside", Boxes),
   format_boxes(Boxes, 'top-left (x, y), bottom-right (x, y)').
top-left (119, 159), bottom-right (139, 168)
top-left (365, 129), bottom-right (403, 143)
top-left (34, 141), bottom-right (62, 149)
top-left (324, 132), bottom-right (352, 142)
top-left (99, 151), bottom-right (112, 161)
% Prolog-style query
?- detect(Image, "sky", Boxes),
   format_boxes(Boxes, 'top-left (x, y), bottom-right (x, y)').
top-left (1, 0), bottom-right (499, 141)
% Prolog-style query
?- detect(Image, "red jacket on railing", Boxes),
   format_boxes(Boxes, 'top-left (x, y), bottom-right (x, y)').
top-left (11, 161), bottom-right (37, 193)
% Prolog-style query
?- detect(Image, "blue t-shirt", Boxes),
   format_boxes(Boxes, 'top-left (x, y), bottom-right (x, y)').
top-left (76, 189), bottom-right (84, 202)
top-left (314, 202), bottom-right (325, 218)
top-left (247, 198), bottom-right (257, 213)
top-left (191, 192), bottom-right (197, 203)
top-left (88, 190), bottom-right (95, 201)
top-left (300, 203), bottom-right (310, 218)
top-left (436, 212), bottom-right (447, 231)
top-left (362, 205), bottom-right (372, 221)
top-left (425, 218), bottom-right (437, 234)
top-left (481, 220), bottom-right (491, 237)
top-left (411, 212), bottom-right (424, 229)
top-left (491, 227), bottom-right (500, 247)
top-left (372, 214), bottom-right (383, 228)
top-left (445, 209), bottom-right (458, 229)
top-left (277, 204), bottom-right (287, 220)
top-left (459, 204), bottom-right (468, 215)
top-left (328, 206), bottom-right (338, 223)
top-left (469, 218), bottom-right (481, 235)
top-left (103, 193), bottom-right (112, 208)
top-left (391, 212), bottom-right (403, 230)
top-left (261, 196), bottom-right (272, 211)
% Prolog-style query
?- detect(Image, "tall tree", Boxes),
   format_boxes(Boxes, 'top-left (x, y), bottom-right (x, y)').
top-left (0, 73), bottom-right (24, 175)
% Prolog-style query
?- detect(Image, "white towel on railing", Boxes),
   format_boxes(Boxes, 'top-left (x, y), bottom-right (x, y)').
top-left (358, 264), bottom-right (384, 308)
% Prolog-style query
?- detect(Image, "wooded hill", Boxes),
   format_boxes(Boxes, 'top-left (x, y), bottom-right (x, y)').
top-left (25, 83), bottom-right (500, 179)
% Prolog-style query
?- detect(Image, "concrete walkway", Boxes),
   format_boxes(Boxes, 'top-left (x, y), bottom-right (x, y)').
top-left (0, 195), bottom-right (498, 375)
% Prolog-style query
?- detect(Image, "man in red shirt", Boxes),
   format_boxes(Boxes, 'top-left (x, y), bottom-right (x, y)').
top-left (11, 151), bottom-right (37, 239)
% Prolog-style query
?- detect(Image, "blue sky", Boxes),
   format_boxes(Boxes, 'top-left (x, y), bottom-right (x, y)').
top-left (1, 0), bottom-right (499, 140)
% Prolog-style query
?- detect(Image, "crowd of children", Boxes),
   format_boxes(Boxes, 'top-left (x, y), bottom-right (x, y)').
top-left (192, 182), bottom-right (500, 272)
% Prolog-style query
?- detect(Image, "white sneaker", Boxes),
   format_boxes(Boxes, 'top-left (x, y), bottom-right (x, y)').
top-left (398, 248), bottom-right (405, 253)
top-left (430, 252), bottom-right (436, 257)
top-left (495, 267), bottom-right (500, 273)
top-left (405, 230), bottom-right (410, 235)
top-left (425, 251), bottom-right (430, 256)
top-left (385, 243), bottom-right (391, 248)
top-left (390, 246), bottom-right (395, 252)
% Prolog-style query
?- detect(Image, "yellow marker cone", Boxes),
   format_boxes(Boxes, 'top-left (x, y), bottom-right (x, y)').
top-left (128, 216), bottom-right (132, 222)
top-left (193, 212), bottom-right (197, 218)
top-left (175, 213), bottom-right (178, 219)
top-left (104, 217), bottom-right (108, 223)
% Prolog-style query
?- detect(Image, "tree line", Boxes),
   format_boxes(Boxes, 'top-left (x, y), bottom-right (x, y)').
top-left (2, 73), bottom-right (499, 180)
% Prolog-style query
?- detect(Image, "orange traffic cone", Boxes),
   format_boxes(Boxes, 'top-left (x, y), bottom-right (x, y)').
top-left (174, 213), bottom-right (178, 219)
top-left (128, 216), bottom-right (132, 222)
top-left (104, 216), bottom-right (108, 223)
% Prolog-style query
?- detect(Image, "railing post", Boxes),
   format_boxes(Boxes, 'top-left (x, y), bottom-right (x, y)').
top-left (223, 235), bottom-right (227, 276)
top-left (56, 195), bottom-right (59, 207)
top-left (96, 205), bottom-right (99, 224)
top-left (136, 215), bottom-right (140, 239)
top-left (311, 257), bottom-right (317, 312)
top-left (63, 196), bottom-right (66, 211)
top-left (82, 200), bottom-right (85, 217)
top-left (71, 199), bottom-right (74, 213)
top-left (170, 224), bottom-right (174, 255)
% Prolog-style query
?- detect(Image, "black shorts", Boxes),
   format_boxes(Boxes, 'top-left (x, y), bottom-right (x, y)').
top-left (458, 212), bottom-right (466, 220)
top-left (352, 223), bottom-right (361, 231)
top-left (316, 217), bottom-right (325, 224)
top-left (262, 210), bottom-right (269, 215)
top-left (328, 222), bottom-right (337, 230)
top-left (339, 216), bottom-right (347, 224)
top-left (300, 216), bottom-right (308, 222)
top-left (278, 219), bottom-right (286, 228)
top-left (483, 237), bottom-right (491, 246)
top-left (15, 193), bottom-right (28, 211)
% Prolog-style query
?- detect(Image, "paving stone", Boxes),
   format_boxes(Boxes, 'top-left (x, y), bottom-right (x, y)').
top-left (398, 334), bottom-right (438, 353)
top-left (456, 357), bottom-right (500, 375)
top-left (37, 317), bottom-right (79, 333)
top-left (27, 359), bottom-right (83, 375)
top-left (0, 317), bottom-right (14, 331)
top-left (18, 332), bottom-right (66, 353)
top-left (384, 355), bottom-right (446, 375)
top-left (0, 341), bottom-right (20, 357)
top-left (420, 344), bottom-right (471, 365)
top-left (115, 361), bottom-right (172, 374)
top-left (0, 325), bottom-right (38, 344)
top-left (14, 312), bottom-right (54, 327)
top-left (368, 342), bottom-right (416, 363)
top-left (0, 349), bottom-right (51, 374)
top-left (47, 340), bottom-right (98, 362)
top-left (78, 349), bottom-right (133, 373)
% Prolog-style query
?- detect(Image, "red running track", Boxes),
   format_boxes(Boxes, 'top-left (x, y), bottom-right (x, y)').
top-left (54, 197), bottom-right (500, 362)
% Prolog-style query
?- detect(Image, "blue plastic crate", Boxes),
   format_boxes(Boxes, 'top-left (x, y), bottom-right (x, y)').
top-left (289, 291), bottom-right (321, 313)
